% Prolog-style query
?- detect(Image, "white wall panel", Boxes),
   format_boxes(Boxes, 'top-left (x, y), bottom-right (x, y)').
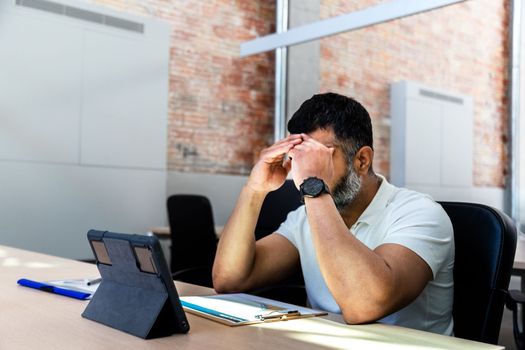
top-left (81, 30), bottom-right (168, 169)
top-left (0, 162), bottom-right (166, 260)
top-left (390, 81), bottom-right (488, 205)
top-left (0, 0), bottom-right (170, 258)
top-left (0, 14), bottom-right (82, 163)
top-left (441, 102), bottom-right (473, 187)
top-left (405, 98), bottom-right (441, 185)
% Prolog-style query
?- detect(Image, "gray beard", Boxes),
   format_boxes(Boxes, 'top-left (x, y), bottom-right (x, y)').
top-left (332, 166), bottom-right (361, 210)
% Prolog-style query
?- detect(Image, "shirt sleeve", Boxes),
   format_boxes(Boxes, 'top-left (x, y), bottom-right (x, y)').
top-left (381, 195), bottom-right (454, 278)
top-left (274, 205), bottom-right (306, 248)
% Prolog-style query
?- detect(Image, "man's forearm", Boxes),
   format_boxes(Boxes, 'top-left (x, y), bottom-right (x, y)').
top-left (304, 195), bottom-right (395, 323)
top-left (212, 186), bottom-right (267, 292)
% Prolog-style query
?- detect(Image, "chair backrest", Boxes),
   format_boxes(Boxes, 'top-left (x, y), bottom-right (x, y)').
top-left (167, 194), bottom-right (217, 274)
top-left (439, 201), bottom-right (517, 344)
top-left (255, 180), bottom-right (302, 240)
top-left (253, 180), bottom-right (305, 291)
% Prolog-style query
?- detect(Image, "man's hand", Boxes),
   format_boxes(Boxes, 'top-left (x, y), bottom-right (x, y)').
top-left (214, 134), bottom-right (303, 293)
top-left (246, 134), bottom-right (303, 193)
top-left (288, 134), bottom-right (334, 188)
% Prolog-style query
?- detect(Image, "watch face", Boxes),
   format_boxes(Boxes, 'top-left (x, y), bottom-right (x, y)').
top-left (304, 178), bottom-right (324, 196)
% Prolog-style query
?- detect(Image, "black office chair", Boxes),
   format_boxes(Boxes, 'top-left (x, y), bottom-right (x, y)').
top-left (254, 179), bottom-right (303, 240)
top-left (167, 194), bottom-right (217, 288)
top-left (439, 202), bottom-right (517, 344)
top-left (251, 180), bottom-right (307, 306)
top-left (506, 289), bottom-right (525, 349)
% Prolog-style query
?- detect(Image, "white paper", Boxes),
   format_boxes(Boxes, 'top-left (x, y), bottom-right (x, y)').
top-left (46, 278), bottom-right (100, 299)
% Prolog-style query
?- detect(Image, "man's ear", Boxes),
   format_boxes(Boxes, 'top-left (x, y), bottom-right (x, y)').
top-left (353, 146), bottom-right (374, 176)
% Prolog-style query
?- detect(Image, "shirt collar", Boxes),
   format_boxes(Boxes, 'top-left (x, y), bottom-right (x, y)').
top-left (355, 174), bottom-right (397, 226)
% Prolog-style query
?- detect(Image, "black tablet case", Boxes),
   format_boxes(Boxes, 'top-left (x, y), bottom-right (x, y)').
top-left (82, 230), bottom-right (190, 339)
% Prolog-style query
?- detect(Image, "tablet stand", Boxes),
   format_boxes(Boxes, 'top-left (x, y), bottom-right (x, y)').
top-left (82, 236), bottom-right (189, 339)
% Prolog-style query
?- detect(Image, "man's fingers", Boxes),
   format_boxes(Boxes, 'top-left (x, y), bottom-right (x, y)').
top-left (292, 140), bottom-right (324, 151)
top-left (301, 137), bottom-right (326, 148)
top-left (282, 158), bottom-right (291, 173)
top-left (288, 148), bottom-right (297, 159)
top-left (288, 133), bottom-right (303, 140)
top-left (275, 134), bottom-right (332, 160)
top-left (273, 134), bottom-right (303, 147)
top-left (270, 136), bottom-right (303, 151)
top-left (299, 139), bottom-right (334, 155)
top-left (300, 133), bottom-right (312, 140)
top-left (262, 140), bottom-right (301, 160)
top-left (292, 144), bottom-right (306, 151)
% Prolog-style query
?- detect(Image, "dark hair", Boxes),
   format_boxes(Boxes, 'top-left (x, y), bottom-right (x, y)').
top-left (287, 93), bottom-right (373, 158)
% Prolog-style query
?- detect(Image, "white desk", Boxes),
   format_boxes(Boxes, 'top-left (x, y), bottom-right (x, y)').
top-left (0, 245), bottom-right (503, 349)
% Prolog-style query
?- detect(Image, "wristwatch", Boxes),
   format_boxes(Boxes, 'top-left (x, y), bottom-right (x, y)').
top-left (299, 177), bottom-right (331, 203)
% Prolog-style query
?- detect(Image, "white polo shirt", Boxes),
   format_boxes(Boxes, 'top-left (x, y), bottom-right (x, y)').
top-left (276, 175), bottom-right (454, 335)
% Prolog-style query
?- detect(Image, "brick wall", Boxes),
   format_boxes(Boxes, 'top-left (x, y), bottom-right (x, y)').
top-left (319, 0), bottom-right (509, 187)
top-left (90, 0), bottom-right (276, 175)
top-left (87, 0), bottom-right (508, 187)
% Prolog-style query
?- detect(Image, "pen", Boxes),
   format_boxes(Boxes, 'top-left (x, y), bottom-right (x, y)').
top-left (87, 278), bottom-right (102, 286)
top-left (17, 279), bottom-right (91, 300)
top-left (256, 310), bottom-right (301, 321)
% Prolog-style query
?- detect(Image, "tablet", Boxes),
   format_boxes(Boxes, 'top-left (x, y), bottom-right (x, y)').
top-left (81, 230), bottom-right (190, 338)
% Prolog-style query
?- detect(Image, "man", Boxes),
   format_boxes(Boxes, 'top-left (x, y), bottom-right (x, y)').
top-left (212, 92), bottom-right (454, 335)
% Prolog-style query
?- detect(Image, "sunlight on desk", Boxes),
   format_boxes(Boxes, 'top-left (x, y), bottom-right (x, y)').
top-left (257, 318), bottom-right (498, 350)
top-left (24, 261), bottom-right (57, 269)
top-left (2, 256), bottom-right (56, 268)
top-left (1, 257), bottom-right (20, 267)
top-left (0, 248), bottom-right (57, 269)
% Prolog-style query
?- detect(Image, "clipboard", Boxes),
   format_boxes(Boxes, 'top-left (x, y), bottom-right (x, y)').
top-left (180, 293), bottom-right (327, 326)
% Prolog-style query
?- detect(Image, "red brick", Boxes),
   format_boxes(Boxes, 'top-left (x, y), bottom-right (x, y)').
top-left (320, 0), bottom-right (508, 187)
top-left (91, 0), bottom-right (508, 186)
